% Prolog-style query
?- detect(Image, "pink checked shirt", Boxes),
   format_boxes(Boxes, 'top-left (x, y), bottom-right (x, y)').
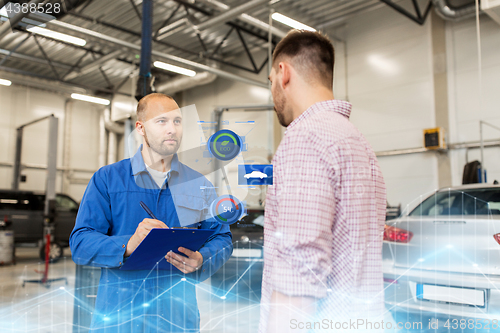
top-left (259, 100), bottom-right (387, 331)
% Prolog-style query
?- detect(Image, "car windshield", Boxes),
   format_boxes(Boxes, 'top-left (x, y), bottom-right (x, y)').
top-left (409, 188), bottom-right (500, 216)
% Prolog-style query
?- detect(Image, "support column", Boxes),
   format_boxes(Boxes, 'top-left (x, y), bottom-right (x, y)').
top-left (431, 11), bottom-right (452, 188)
top-left (12, 127), bottom-right (23, 190)
top-left (44, 115), bottom-right (58, 217)
top-left (135, 0), bottom-right (153, 101)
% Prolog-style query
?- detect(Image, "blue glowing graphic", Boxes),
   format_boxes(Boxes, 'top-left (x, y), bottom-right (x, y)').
top-left (210, 195), bottom-right (246, 225)
top-left (238, 164), bottom-right (273, 185)
top-left (207, 130), bottom-right (242, 161)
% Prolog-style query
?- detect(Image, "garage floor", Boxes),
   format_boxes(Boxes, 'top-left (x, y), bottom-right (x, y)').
top-left (0, 247), bottom-right (260, 333)
top-left (2, 248), bottom-right (475, 333)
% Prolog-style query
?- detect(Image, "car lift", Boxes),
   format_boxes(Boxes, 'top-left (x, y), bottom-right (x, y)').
top-left (12, 114), bottom-right (67, 288)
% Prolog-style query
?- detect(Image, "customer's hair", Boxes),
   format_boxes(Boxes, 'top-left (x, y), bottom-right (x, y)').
top-left (136, 93), bottom-right (174, 122)
top-left (272, 29), bottom-right (334, 90)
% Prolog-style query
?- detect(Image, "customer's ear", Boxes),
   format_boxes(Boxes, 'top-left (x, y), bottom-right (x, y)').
top-left (279, 62), bottom-right (291, 89)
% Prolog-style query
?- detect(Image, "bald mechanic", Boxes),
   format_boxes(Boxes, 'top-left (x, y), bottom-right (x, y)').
top-left (70, 93), bottom-right (233, 332)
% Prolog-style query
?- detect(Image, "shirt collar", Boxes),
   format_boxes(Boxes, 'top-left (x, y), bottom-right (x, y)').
top-left (286, 99), bottom-right (352, 132)
top-left (130, 144), bottom-right (180, 176)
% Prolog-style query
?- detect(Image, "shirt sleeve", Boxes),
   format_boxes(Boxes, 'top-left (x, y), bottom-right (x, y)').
top-left (69, 168), bottom-right (131, 268)
top-left (190, 183), bottom-right (233, 282)
top-left (271, 129), bottom-right (338, 299)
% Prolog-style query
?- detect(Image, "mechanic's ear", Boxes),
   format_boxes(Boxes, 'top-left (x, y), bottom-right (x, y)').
top-left (136, 121), bottom-right (145, 136)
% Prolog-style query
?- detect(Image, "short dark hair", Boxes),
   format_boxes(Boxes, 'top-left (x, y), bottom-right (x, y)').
top-left (136, 93), bottom-right (174, 122)
top-left (272, 30), bottom-right (334, 90)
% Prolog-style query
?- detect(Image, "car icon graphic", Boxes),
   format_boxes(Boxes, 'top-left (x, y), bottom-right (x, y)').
top-left (244, 171), bottom-right (268, 179)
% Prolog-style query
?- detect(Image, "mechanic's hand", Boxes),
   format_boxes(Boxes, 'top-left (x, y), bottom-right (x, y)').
top-left (125, 218), bottom-right (168, 256)
top-left (165, 247), bottom-right (203, 274)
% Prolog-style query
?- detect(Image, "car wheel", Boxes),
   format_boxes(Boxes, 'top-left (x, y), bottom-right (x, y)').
top-left (39, 242), bottom-right (63, 263)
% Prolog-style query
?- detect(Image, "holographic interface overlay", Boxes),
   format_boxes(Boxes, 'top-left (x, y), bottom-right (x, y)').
top-left (126, 104), bottom-right (248, 227)
top-left (210, 194), bottom-right (246, 225)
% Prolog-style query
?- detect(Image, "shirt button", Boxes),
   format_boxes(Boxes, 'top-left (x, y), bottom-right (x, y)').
top-left (203, 269), bottom-right (205, 272)
top-left (122, 244), bottom-right (125, 248)
top-left (119, 262), bottom-right (122, 266)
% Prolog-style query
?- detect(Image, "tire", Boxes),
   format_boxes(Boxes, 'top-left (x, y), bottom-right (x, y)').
top-left (39, 242), bottom-right (63, 263)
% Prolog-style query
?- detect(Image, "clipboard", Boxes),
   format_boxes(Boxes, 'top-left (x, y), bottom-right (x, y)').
top-left (120, 228), bottom-right (216, 271)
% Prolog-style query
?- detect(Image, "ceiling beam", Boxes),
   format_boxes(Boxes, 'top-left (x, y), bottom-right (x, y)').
top-left (47, 19), bottom-right (268, 88)
top-left (0, 0), bottom-right (44, 40)
top-left (0, 47), bottom-right (73, 70)
top-left (64, 49), bottom-right (122, 80)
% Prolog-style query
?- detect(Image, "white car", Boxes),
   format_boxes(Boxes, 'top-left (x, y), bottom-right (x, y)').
top-left (383, 184), bottom-right (500, 327)
top-left (244, 171), bottom-right (268, 179)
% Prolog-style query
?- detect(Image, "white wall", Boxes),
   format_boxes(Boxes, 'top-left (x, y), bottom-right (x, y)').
top-left (2, 5), bottom-right (499, 210)
top-left (0, 84), bottom-right (102, 201)
top-left (183, 5), bottom-right (500, 211)
top-left (181, 5), bottom-right (442, 210)
top-left (329, 5), bottom-right (439, 210)
top-left (446, 15), bottom-right (500, 185)
top-left (329, 7), bottom-right (500, 210)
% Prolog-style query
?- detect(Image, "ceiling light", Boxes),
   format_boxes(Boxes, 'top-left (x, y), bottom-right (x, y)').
top-left (0, 79), bottom-right (12, 86)
top-left (154, 61), bottom-right (196, 77)
top-left (71, 93), bottom-right (110, 105)
top-left (271, 13), bottom-right (315, 31)
top-left (27, 26), bottom-right (86, 46)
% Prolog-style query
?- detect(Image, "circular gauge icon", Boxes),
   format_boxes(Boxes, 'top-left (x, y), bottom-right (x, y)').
top-left (210, 195), bottom-right (245, 225)
top-left (208, 129), bottom-right (242, 161)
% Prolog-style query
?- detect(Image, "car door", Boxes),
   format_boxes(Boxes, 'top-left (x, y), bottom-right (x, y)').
top-left (54, 194), bottom-right (79, 245)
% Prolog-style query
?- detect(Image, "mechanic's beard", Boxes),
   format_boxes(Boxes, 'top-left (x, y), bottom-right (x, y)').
top-left (143, 128), bottom-right (180, 159)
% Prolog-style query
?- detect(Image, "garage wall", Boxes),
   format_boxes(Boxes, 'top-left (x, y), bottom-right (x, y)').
top-left (329, 5), bottom-right (438, 211)
top-left (0, 84), bottom-right (101, 201)
top-left (446, 15), bottom-right (500, 186)
top-left (182, 5), bottom-right (500, 212)
top-left (181, 5), bottom-right (442, 211)
top-left (1, 5), bottom-right (499, 210)
top-left (181, 4), bottom-right (440, 210)
top-left (331, 7), bottom-right (500, 210)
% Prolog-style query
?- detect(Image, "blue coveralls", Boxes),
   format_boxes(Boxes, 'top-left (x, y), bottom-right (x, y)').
top-left (70, 145), bottom-right (233, 332)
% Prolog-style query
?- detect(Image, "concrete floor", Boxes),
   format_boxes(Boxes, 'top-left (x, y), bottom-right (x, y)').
top-left (0, 247), bottom-right (76, 332)
top-left (0, 247), bottom-right (260, 333)
top-left (1, 248), bottom-right (482, 333)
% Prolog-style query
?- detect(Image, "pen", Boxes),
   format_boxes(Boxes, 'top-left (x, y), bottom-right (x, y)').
top-left (140, 201), bottom-right (158, 220)
top-left (140, 201), bottom-right (197, 229)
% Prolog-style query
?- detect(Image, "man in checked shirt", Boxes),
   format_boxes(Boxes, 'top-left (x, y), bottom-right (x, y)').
top-left (260, 30), bottom-right (387, 332)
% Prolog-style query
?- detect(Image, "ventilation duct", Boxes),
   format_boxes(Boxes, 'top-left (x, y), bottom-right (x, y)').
top-left (482, 0), bottom-right (500, 25)
top-left (156, 71), bottom-right (217, 95)
top-left (432, 0), bottom-right (477, 21)
top-left (103, 108), bottom-right (124, 134)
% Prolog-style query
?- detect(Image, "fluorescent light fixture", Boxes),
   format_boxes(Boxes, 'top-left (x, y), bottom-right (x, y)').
top-left (271, 13), bottom-right (315, 31)
top-left (71, 93), bottom-right (110, 105)
top-left (153, 61), bottom-right (196, 77)
top-left (27, 26), bottom-right (86, 46)
top-left (0, 79), bottom-right (12, 86)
